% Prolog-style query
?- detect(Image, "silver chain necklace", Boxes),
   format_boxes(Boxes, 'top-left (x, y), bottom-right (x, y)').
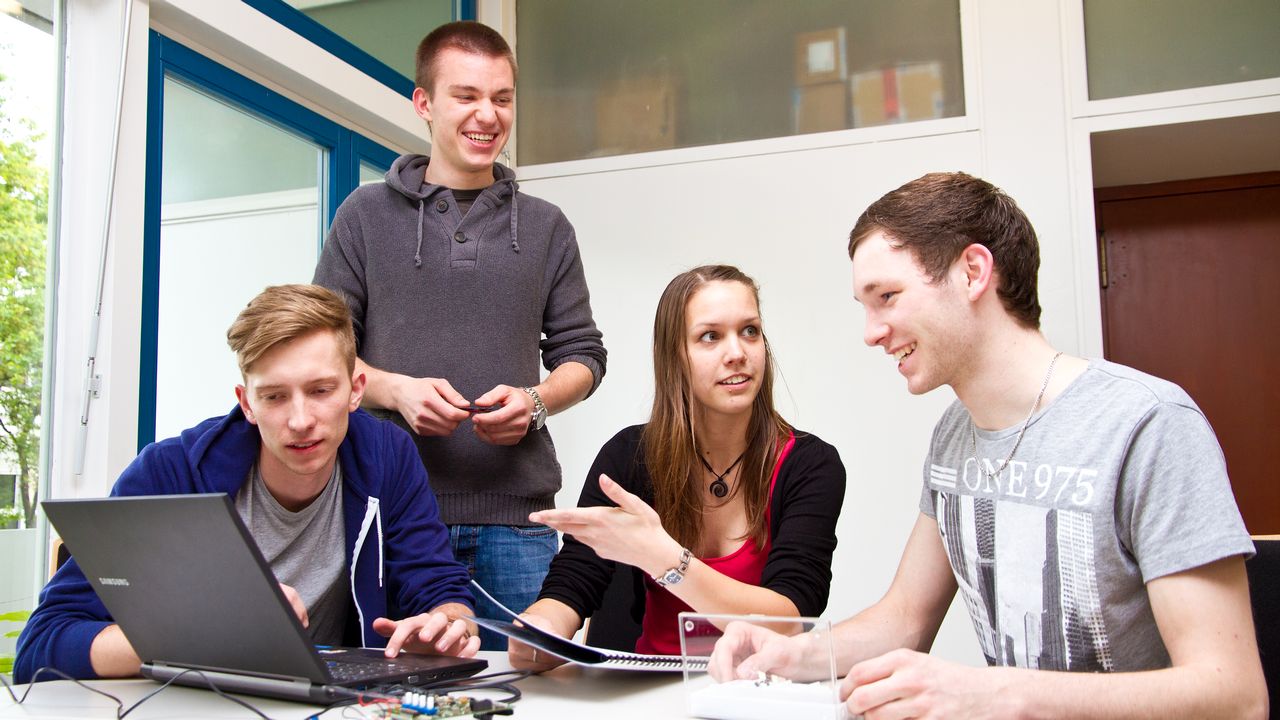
top-left (969, 351), bottom-right (1063, 482)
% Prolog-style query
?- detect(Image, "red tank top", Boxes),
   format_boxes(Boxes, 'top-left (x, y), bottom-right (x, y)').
top-left (634, 432), bottom-right (797, 655)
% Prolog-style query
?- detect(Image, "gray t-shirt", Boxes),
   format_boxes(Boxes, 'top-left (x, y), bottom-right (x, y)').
top-left (235, 464), bottom-right (348, 646)
top-left (921, 359), bottom-right (1253, 672)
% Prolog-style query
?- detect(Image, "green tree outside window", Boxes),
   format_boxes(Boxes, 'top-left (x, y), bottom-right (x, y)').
top-left (0, 68), bottom-right (48, 530)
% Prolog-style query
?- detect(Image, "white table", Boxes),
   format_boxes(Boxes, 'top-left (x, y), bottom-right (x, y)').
top-left (0, 651), bottom-right (693, 719)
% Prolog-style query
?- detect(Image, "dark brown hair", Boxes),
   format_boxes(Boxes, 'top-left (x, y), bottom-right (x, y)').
top-left (642, 265), bottom-right (792, 550)
top-left (848, 172), bottom-right (1042, 328)
top-left (226, 284), bottom-right (357, 376)
top-left (415, 21), bottom-right (517, 95)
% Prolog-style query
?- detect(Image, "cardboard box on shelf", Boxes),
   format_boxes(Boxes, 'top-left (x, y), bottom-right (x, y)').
top-left (795, 27), bottom-right (847, 86)
top-left (794, 81), bottom-right (848, 135)
top-left (851, 61), bottom-right (945, 128)
top-left (595, 74), bottom-right (679, 155)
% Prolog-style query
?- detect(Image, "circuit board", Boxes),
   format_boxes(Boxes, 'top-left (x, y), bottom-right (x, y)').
top-left (364, 692), bottom-right (513, 718)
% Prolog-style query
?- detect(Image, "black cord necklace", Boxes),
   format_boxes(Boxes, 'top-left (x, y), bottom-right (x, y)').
top-left (698, 450), bottom-right (747, 498)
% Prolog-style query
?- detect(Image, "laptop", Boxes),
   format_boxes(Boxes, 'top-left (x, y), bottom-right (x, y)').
top-left (42, 494), bottom-right (486, 703)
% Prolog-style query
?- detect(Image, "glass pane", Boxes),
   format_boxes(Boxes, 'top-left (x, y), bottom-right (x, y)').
top-left (359, 159), bottom-right (385, 185)
top-left (518, 0), bottom-right (964, 165)
top-left (156, 77), bottom-right (324, 439)
top-left (0, 2), bottom-right (56, 676)
top-left (1084, 0), bottom-right (1280, 100)
top-left (286, 0), bottom-right (455, 81)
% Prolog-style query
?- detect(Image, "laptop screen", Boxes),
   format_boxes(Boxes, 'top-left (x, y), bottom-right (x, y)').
top-left (45, 494), bottom-right (338, 682)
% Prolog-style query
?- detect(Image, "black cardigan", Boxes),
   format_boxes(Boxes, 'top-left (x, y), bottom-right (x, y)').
top-left (538, 424), bottom-right (846, 639)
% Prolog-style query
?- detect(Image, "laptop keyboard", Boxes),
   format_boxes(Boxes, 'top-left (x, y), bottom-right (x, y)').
top-left (326, 658), bottom-right (413, 682)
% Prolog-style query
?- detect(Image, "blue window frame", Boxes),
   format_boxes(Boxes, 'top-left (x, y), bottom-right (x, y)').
top-left (138, 32), bottom-right (399, 449)
top-left (240, 0), bottom-right (476, 98)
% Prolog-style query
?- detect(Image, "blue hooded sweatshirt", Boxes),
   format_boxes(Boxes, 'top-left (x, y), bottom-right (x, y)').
top-left (15, 407), bottom-right (473, 683)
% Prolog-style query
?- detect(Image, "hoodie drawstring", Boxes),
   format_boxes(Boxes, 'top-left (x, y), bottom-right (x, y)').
top-left (351, 497), bottom-right (381, 646)
top-left (509, 189), bottom-right (519, 253)
top-left (413, 200), bottom-right (424, 267)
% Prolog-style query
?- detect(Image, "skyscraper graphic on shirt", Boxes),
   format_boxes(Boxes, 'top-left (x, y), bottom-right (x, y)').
top-left (930, 463), bottom-right (1111, 671)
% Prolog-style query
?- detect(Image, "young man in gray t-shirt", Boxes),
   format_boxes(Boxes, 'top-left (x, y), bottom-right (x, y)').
top-left (710, 173), bottom-right (1266, 718)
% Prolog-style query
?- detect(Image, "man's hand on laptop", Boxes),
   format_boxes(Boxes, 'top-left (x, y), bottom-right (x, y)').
top-left (373, 603), bottom-right (480, 658)
top-left (279, 583), bottom-right (309, 628)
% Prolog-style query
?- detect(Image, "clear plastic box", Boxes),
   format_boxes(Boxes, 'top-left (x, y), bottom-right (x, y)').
top-left (678, 612), bottom-right (847, 720)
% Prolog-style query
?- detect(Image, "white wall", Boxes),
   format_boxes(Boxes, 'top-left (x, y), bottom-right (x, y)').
top-left (48, 0), bottom-right (1280, 666)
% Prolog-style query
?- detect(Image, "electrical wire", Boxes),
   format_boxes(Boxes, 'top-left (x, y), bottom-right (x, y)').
top-left (2, 667), bottom-right (125, 715)
top-left (1, 666), bottom-right (280, 719)
top-left (119, 669), bottom-right (275, 719)
top-left (3, 666), bottom-right (533, 719)
top-left (388, 668), bottom-right (531, 704)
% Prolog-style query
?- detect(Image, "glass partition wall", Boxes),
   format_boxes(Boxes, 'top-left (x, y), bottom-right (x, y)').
top-left (1083, 0), bottom-right (1280, 100)
top-left (516, 0), bottom-right (965, 165)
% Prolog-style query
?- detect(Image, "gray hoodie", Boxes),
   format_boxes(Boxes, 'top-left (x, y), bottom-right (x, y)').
top-left (315, 154), bottom-right (606, 525)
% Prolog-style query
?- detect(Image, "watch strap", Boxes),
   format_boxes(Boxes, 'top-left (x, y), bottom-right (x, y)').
top-left (654, 547), bottom-right (692, 587)
top-left (521, 386), bottom-right (547, 429)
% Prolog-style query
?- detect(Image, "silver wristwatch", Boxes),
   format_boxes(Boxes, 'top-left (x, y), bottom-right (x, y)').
top-left (655, 548), bottom-right (692, 587)
top-left (521, 386), bottom-right (547, 430)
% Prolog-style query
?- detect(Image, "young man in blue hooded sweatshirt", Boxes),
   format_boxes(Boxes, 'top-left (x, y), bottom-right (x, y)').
top-left (313, 22), bottom-right (607, 647)
top-left (16, 284), bottom-right (478, 683)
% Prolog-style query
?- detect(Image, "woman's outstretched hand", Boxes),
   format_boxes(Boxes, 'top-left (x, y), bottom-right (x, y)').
top-left (529, 474), bottom-right (682, 577)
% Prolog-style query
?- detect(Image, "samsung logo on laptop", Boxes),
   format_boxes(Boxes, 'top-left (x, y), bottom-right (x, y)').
top-left (98, 577), bottom-right (130, 586)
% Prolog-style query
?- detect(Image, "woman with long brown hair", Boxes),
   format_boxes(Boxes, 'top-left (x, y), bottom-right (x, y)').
top-left (510, 265), bottom-right (845, 665)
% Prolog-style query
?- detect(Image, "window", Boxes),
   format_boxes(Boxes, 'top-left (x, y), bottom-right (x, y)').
top-left (517, 0), bottom-right (965, 165)
top-left (241, 0), bottom-right (473, 96)
top-left (138, 34), bottom-right (397, 446)
top-left (153, 77), bottom-right (328, 441)
top-left (359, 160), bottom-right (385, 185)
top-left (1083, 0), bottom-right (1280, 100)
top-left (0, 0), bottom-right (57, 677)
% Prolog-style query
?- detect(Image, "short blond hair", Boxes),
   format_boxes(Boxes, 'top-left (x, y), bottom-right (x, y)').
top-left (226, 284), bottom-right (357, 376)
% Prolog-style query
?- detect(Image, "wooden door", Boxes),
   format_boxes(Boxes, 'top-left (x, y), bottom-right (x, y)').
top-left (1097, 172), bottom-right (1280, 534)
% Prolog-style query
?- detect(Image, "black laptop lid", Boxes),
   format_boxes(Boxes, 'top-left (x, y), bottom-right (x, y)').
top-left (43, 494), bottom-right (331, 683)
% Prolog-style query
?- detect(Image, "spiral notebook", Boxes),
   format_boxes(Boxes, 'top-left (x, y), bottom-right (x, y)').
top-left (470, 580), bottom-right (708, 672)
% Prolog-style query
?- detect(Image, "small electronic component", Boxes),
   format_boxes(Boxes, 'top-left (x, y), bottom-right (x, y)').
top-left (370, 692), bottom-right (514, 718)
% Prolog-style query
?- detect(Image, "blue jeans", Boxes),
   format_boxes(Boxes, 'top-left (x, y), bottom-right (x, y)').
top-left (449, 524), bottom-right (558, 650)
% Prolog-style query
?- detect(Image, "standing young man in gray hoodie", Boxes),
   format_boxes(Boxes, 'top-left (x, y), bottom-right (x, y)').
top-left (314, 21), bottom-right (607, 649)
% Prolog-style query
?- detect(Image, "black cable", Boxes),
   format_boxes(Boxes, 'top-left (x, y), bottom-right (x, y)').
top-left (3, 666), bottom-right (531, 719)
top-left (1, 665), bottom-right (280, 719)
top-left (2, 667), bottom-right (126, 715)
top-left (405, 668), bottom-right (532, 696)
top-left (120, 669), bottom-right (275, 719)
top-left (309, 700), bottom-right (375, 720)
